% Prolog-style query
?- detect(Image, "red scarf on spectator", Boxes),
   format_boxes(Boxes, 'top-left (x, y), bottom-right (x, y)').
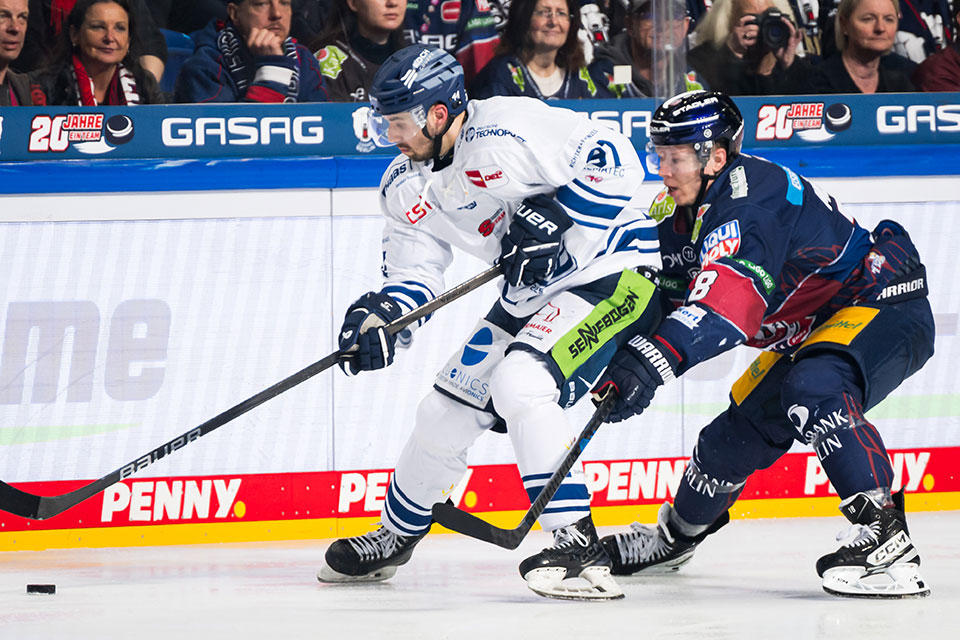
top-left (50, 0), bottom-right (78, 36)
top-left (70, 53), bottom-right (141, 105)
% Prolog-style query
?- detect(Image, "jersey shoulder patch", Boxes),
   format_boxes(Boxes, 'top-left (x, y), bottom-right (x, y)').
top-left (379, 156), bottom-right (416, 197)
top-left (649, 187), bottom-right (677, 222)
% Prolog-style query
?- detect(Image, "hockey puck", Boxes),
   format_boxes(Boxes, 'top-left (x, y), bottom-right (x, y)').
top-left (824, 103), bottom-right (852, 132)
top-left (26, 584), bottom-right (56, 595)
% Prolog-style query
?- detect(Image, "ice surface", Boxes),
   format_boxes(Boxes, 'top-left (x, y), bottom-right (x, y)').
top-left (2, 512), bottom-right (958, 639)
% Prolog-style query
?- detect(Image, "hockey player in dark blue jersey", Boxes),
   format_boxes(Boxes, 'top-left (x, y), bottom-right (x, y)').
top-left (592, 90), bottom-right (935, 598)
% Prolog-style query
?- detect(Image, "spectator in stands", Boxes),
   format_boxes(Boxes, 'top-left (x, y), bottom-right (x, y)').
top-left (29, 0), bottom-right (160, 104)
top-left (807, 0), bottom-right (915, 92)
top-left (687, 0), bottom-right (811, 95)
top-left (470, 0), bottom-right (603, 99)
top-left (311, 0), bottom-right (405, 101)
top-left (175, 0), bottom-right (328, 103)
top-left (0, 0), bottom-right (33, 105)
top-left (14, 0), bottom-right (166, 81)
top-left (589, 0), bottom-right (703, 98)
top-left (912, 0), bottom-right (960, 89)
top-left (404, 0), bottom-right (499, 83)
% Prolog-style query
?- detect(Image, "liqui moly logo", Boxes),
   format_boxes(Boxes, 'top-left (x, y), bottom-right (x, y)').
top-left (700, 220), bottom-right (741, 266)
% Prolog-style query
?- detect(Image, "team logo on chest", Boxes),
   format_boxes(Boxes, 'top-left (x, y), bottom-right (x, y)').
top-left (699, 220), bottom-right (741, 266)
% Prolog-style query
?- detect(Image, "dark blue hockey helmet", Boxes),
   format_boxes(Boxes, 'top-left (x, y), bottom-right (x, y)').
top-left (648, 90), bottom-right (744, 166)
top-left (367, 45), bottom-right (466, 144)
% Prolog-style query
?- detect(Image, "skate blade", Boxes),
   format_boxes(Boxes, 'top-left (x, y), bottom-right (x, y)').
top-left (317, 563), bottom-right (398, 584)
top-left (822, 563), bottom-right (931, 599)
top-left (524, 566), bottom-right (625, 601)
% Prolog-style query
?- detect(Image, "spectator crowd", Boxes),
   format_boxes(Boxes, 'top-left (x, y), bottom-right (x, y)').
top-left (1, 0), bottom-right (958, 107)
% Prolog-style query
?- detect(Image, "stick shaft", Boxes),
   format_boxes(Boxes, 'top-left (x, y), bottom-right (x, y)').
top-left (0, 265), bottom-right (502, 521)
top-left (431, 392), bottom-right (615, 549)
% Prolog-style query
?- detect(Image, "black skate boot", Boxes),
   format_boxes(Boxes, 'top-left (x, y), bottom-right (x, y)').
top-left (317, 524), bottom-right (428, 583)
top-left (518, 514), bottom-right (623, 600)
top-left (600, 503), bottom-right (729, 575)
top-left (816, 489), bottom-right (929, 598)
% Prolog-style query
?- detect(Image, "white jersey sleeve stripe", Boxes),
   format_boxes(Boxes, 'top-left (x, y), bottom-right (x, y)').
top-left (556, 184), bottom-right (625, 220)
top-left (571, 178), bottom-right (633, 202)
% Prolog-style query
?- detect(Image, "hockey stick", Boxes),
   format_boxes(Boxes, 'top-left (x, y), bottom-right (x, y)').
top-left (0, 265), bottom-right (503, 521)
top-left (431, 389), bottom-right (616, 550)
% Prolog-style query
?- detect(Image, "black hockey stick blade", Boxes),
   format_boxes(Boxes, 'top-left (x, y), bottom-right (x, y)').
top-left (431, 390), bottom-right (616, 550)
top-left (0, 265), bottom-right (502, 521)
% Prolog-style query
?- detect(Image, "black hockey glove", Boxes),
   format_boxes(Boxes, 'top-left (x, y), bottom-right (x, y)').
top-left (592, 335), bottom-right (680, 423)
top-left (338, 291), bottom-right (403, 376)
top-left (499, 194), bottom-right (573, 287)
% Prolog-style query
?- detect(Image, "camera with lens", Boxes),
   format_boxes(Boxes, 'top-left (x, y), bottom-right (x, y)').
top-left (748, 8), bottom-right (792, 51)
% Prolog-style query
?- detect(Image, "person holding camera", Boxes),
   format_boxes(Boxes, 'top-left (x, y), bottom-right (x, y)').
top-left (687, 0), bottom-right (812, 95)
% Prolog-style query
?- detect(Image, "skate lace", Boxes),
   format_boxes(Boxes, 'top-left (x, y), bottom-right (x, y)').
top-left (347, 526), bottom-right (399, 561)
top-left (618, 521), bottom-right (671, 564)
top-left (553, 525), bottom-right (591, 550)
top-left (836, 522), bottom-right (881, 549)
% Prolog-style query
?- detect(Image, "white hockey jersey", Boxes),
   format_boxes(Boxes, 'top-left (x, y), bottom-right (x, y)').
top-left (378, 96), bottom-right (660, 338)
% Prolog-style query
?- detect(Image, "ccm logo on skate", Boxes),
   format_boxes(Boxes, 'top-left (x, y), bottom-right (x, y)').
top-left (867, 531), bottom-right (911, 566)
top-left (101, 479), bottom-right (242, 523)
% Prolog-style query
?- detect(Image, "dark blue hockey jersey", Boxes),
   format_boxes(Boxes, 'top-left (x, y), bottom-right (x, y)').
top-left (649, 154), bottom-right (923, 370)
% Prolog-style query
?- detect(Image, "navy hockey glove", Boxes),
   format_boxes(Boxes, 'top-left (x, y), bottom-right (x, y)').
top-left (592, 335), bottom-right (680, 423)
top-left (499, 194), bottom-right (573, 287)
top-left (338, 292), bottom-right (403, 376)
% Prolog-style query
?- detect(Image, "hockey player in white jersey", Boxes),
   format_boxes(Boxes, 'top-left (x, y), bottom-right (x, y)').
top-left (316, 44), bottom-right (668, 600)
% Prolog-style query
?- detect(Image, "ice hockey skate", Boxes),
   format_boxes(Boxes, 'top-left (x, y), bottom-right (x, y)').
top-left (817, 489), bottom-right (930, 598)
top-left (317, 524), bottom-right (427, 583)
top-left (518, 515), bottom-right (623, 601)
top-left (600, 503), bottom-right (729, 575)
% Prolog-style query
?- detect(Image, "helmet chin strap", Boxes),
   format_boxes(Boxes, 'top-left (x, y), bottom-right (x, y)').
top-left (423, 113), bottom-right (457, 171)
top-left (691, 142), bottom-right (730, 210)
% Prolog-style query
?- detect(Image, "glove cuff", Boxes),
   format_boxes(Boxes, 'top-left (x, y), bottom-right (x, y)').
top-left (625, 335), bottom-right (679, 385)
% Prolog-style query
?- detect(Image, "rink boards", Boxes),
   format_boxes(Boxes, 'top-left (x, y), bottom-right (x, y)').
top-left (0, 445), bottom-right (957, 551)
top-left (2, 87), bottom-right (960, 551)
top-left (0, 167), bottom-right (958, 550)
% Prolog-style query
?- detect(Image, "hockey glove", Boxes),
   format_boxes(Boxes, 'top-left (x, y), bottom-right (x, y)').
top-left (338, 291), bottom-right (403, 376)
top-left (499, 194), bottom-right (573, 287)
top-left (592, 335), bottom-right (680, 423)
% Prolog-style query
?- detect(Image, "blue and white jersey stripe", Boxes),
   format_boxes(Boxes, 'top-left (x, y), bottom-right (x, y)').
top-left (522, 472), bottom-right (591, 516)
top-left (596, 219), bottom-right (660, 259)
top-left (556, 178), bottom-right (634, 224)
top-left (382, 280), bottom-right (437, 329)
top-left (383, 479), bottom-right (433, 535)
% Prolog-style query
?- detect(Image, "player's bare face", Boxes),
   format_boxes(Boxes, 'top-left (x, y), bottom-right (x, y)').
top-left (655, 145), bottom-right (704, 206)
top-left (382, 113), bottom-right (432, 160)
